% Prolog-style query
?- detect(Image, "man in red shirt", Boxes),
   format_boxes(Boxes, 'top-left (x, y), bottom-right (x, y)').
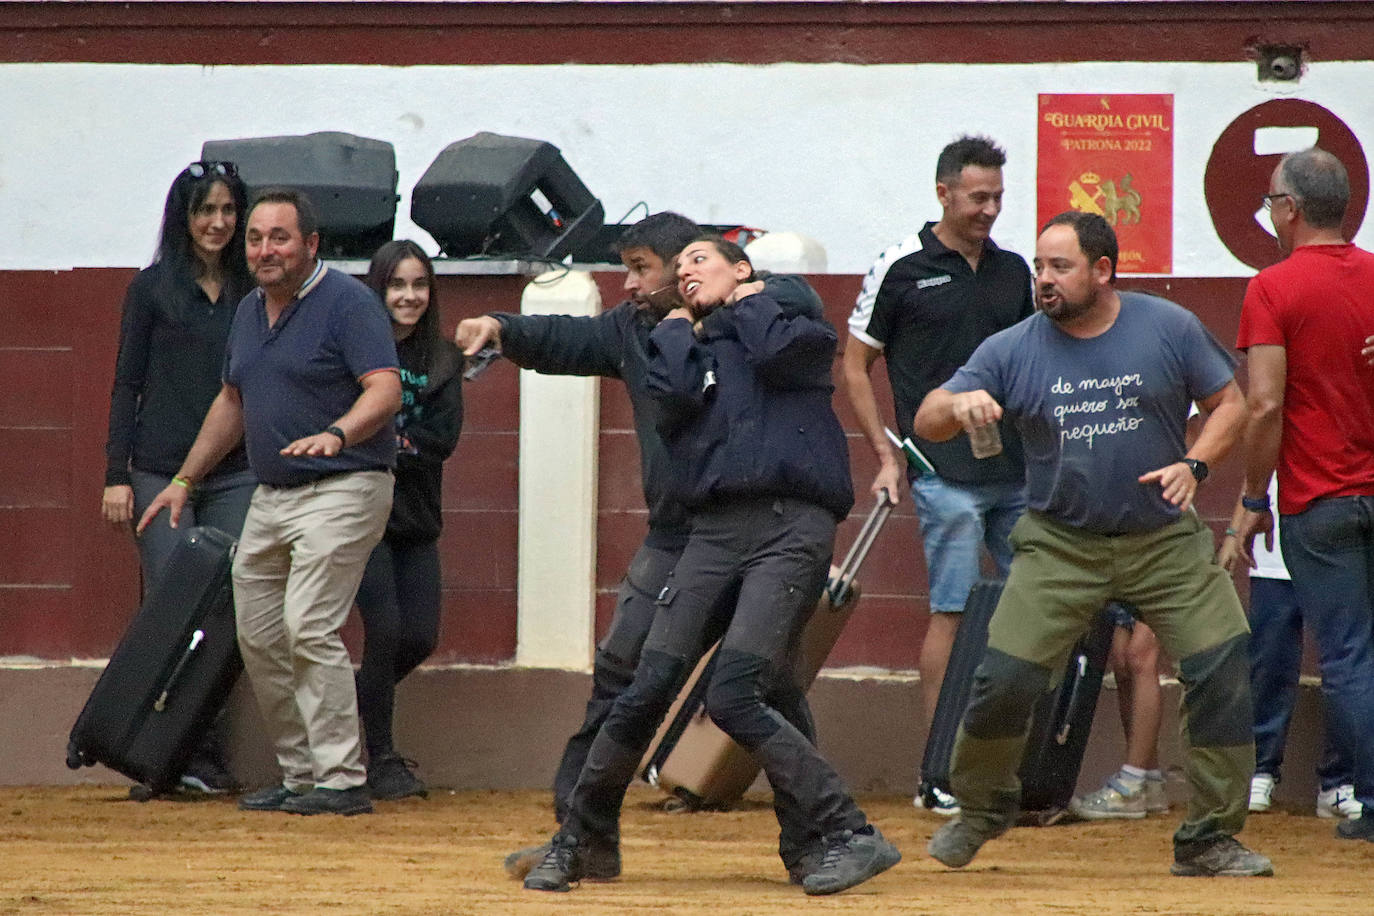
top-left (1234, 146), bottom-right (1374, 840)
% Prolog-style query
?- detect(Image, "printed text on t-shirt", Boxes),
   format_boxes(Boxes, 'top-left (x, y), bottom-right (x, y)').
top-left (1051, 373), bottom-right (1145, 448)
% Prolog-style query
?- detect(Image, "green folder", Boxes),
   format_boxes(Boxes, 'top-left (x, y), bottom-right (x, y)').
top-left (884, 427), bottom-right (938, 477)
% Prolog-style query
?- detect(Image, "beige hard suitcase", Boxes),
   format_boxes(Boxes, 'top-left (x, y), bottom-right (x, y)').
top-left (639, 493), bottom-right (894, 809)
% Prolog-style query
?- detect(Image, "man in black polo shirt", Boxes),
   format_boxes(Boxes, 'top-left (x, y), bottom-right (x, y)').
top-left (139, 188), bottom-right (401, 817)
top-left (842, 135), bottom-right (1033, 815)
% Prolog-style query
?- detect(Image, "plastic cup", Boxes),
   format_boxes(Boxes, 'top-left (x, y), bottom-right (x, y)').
top-left (968, 422), bottom-right (1003, 459)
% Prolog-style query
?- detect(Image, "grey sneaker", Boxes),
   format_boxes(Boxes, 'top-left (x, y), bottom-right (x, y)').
top-left (1170, 836), bottom-right (1273, 877)
top-left (523, 833), bottom-right (584, 892)
top-left (1071, 776), bottom-right (1147, 820)
top-left (505, 838), bottom-right (620, 881)
top-left (927, 816), bottom-right (1007, 869)
top-left (237, 784), bottom-right (305, 812)
top-left (786, 844), bottom-right (826, 886)
top-left (801, 826), bottom-right (901, 896)
top-left (1145, 777), bottom-right (1169, 813)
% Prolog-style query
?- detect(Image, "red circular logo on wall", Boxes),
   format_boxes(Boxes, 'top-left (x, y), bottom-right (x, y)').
top-left (1204, 100), bottom-right (1368, 271)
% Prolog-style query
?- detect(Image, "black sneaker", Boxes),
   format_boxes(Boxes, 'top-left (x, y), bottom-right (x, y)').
top-left (523, 833), bottom-right (587, 892)
top-left (367, 754), bottom-right (428, 801)
top-left (1170, 836), bottom-right (1273, 876)
top-left (279, 786), bottom-right (373, 817)
top-left (801, 826), bottom-right (901, 896)
top-left (507, 839), bottom-right (620, 881)
top-left (238, 784), bottom-right (305, 812)
top-left (1336, 815), bottom-right (1374, 841)
top-left (179, 755), bottom-right (237, 795)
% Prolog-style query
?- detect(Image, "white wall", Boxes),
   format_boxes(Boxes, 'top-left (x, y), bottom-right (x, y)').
top-left (2, 60), bottom-right (1372, 274)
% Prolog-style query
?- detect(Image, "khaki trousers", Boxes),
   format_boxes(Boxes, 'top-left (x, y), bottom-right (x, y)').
top-left (950, 510), bottom-right (1255, 850)
top-left (232, 470), bottom-right (392, 791)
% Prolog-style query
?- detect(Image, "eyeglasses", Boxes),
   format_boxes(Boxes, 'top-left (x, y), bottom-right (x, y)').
top-left (185, 160), bottom-right (238, 179)
top-left (1261, 192), bottom-right (1292, 211)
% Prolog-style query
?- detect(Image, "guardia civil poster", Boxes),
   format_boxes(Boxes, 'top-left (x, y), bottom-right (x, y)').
top-left (1038, 94), bottom-right (1174, 274)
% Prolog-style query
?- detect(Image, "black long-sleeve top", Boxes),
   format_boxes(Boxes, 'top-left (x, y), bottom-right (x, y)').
top-left (104, 261), bottom-right (250, 487)
top-left (387, 335), bottom-right (464, 542)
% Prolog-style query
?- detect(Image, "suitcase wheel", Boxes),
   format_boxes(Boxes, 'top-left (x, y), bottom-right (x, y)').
top-left (65, 742), bottom-right (89, 770)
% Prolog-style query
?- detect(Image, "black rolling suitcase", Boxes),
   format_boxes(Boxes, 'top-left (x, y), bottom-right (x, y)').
top-left (66, 526), bottom-right (242, 792)
top-left (917, 578), bottom-right (1114, 825)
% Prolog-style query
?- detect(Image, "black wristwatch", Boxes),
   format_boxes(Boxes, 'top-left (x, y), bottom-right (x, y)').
top-left (325, 425), bottom-right (346, 447)
top-left (1182, 458), bottom-right (1208, 482)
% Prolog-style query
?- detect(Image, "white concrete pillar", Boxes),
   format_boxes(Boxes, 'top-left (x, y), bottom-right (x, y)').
top-left (744, 231), bottom-right (828, 273)
top-left (514, 269), bottom-right (602, 669)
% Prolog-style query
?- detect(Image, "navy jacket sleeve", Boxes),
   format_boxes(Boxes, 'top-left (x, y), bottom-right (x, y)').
top-left (646, 316), bottom-right (714, 435)
top-left (494, 306), bottom-right (628, 379)
top-left (758, 272), bottom-right (825, 320)
top-left (397, 343), bottom-right (464, 471)
top-left (104, 269), bottom-right (156, 487)
top-left (730, 293), bottom-right (837, 389)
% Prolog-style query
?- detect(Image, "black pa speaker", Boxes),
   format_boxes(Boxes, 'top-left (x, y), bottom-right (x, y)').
top-left (201, 131), bottom-right (399, 258)
top-left (411, 132), bottom-right (604, 259)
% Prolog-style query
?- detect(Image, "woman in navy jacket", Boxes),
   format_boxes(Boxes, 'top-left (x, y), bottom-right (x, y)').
top-left (355, 241), bottom-right (464, 800)
top-left (526, 237), bottom-right (899, 897)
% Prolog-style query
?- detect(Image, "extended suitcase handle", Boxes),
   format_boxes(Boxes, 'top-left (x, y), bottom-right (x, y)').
top-left (1054, 651), bottom-right (1090, 746)
top-left (826, 490), bottom-right (895, 607)
top-left (153, 629), bottom-right (205, 713)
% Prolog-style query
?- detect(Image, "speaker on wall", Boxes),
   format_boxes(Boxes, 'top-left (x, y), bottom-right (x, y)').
top-left (201, 131), bottom-right (399, 258)
top-left (411, 132), bottom-right (604, 260)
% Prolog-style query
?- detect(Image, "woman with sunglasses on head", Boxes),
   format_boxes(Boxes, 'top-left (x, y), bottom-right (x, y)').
top-left (353, 240), bottom-right (464, 800)
top-left (101, 161), bottom-right (257, 798)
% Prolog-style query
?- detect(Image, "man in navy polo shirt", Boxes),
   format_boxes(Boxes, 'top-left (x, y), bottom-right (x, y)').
top-left (843, 135), bottom-right (1033, 814)
top-left (139, 188), bottom-right (400, 816)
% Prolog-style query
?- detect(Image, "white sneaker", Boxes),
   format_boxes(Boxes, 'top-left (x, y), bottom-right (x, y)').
top-left (913, 785), bottom-right (961, 816)
top-left (1249, 773), bottom-right (1276, 813)
top-left (1317, 784), bottom-right (1362, 819)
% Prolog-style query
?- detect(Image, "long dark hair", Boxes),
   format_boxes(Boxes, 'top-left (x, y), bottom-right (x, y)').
top-left (365, 239), bottom-right (442, 373)
top-left (154, 163), bottom-right (252, 302)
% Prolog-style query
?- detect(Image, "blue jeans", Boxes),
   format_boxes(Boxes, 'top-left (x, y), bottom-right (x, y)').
top-left (1280, 495), bottom-right (1374, 810)
top-left (1248, 576), bottom-right (1352, 789)
top-left (910, 475), bottom-right (1026, 612)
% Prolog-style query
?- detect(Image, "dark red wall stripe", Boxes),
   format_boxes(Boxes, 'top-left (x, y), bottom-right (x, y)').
top-left (2, 2), bottom-right (1370, 66)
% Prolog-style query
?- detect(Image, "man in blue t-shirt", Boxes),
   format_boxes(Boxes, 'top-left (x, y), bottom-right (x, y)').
top-left (915, 212), bottom-right (1272, 878)
top-left (139, 189), bottom-right (400, 817)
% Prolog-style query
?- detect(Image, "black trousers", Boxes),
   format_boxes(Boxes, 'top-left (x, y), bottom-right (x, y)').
top-left (552, 541), bottom-right (682, 822)
top-left (353, 536), bottom-right (442, 759)
top-left (563, 498), bottom-right (865, 865)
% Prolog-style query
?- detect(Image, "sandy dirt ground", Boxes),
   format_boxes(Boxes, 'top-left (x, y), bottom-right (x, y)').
top-left (1, 785), bottom-right (1370, 915)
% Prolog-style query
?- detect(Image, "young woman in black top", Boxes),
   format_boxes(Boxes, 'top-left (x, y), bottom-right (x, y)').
top-left (101, 161), bottom-right (257, 796)
top-left (355, 240), bottom-right (464, 800)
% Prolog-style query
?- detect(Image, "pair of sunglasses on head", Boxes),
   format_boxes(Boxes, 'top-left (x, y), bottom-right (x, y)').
top-left (185, 160), bottom-right (238, 179)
